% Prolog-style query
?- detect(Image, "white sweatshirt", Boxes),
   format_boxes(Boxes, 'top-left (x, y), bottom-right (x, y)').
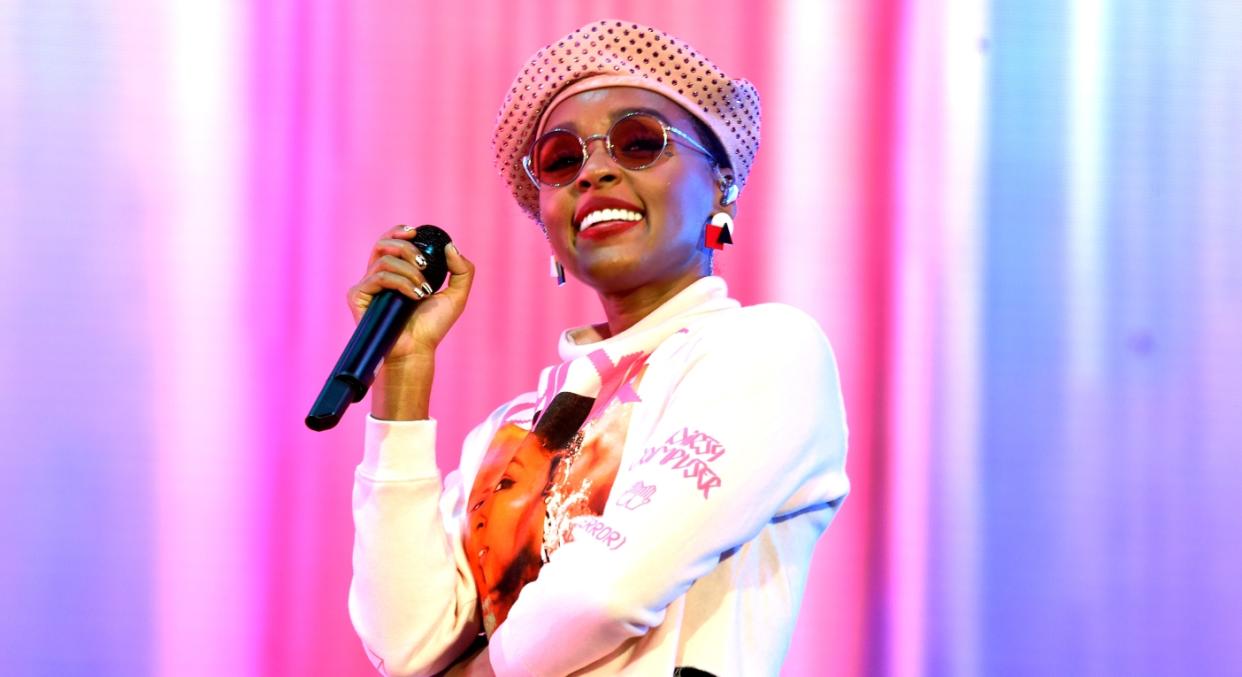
top-left (350, 276), bottom-right (850, 676)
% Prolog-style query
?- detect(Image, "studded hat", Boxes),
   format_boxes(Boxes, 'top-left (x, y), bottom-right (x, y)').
top-left (492, 19), bottom-right (762, 224)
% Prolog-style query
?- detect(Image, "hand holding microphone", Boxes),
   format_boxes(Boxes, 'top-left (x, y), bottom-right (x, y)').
top-left (306, 224), bottom-right (474, 431)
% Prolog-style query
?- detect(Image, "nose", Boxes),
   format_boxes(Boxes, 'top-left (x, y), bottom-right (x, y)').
top-left (576, 135), bottom-right (619, 190)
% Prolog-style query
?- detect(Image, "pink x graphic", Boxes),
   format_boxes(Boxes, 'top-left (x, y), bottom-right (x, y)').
top-left (585, 349), bottom-right (646, 420)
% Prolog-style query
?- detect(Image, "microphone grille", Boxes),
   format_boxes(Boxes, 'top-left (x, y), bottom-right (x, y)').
top-left (411, 224), bottom-right (453, 291)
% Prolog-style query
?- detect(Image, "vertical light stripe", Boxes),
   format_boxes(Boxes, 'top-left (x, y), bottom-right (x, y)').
top-left (937, 0), bottom-right (987, 674)
top-left (892, 2), bottom-right (987, 674)
top-left (1067, 0), bottom-right (1107, 386)
top-left (1061, 3), bottom-right (1109, 672)
top-left (154, 4), bottom-right (253, 675)
top-left (768, 0), bottom-right (860, 329)
top-left (1189, 5), bottom-right (1242, 664)
top-left (770, 3), bottom-right (868, 674)
top-left (1198, 0), bottom-right (1242, 470)
top-left (890, 0), bottom-right (935, 673)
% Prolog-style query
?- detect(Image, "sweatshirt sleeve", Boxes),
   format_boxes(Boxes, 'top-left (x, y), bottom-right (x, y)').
top-left (488, 307), bottom-right (851, 676)
top-left (349, 415), bottom-right (493, 677)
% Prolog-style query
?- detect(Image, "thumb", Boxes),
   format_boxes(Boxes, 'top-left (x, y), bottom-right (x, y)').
top-left (440, 242), bottom-right (475, 304)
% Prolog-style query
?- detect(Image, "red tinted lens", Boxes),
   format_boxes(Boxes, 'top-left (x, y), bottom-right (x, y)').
top-left (609, 115), bottom-right (666, 168)
top-left (533, 130), bottom-right (584, 185)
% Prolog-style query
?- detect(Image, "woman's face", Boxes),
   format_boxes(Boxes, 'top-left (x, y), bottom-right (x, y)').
top-left (537, 87), bottom-right (729, 294)
top-left (464, 426), bottom-right (552, 603)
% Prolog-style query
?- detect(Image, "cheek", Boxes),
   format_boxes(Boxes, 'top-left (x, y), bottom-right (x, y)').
top-left (539, 192), bottom-right (576, 252)
top-left (539, 190), bottom-right (573, 226)
top-left (517, 502), bottom-right (545, 542)
top-left (494, 492), bottom-right (527, 518)
top-left (660, 185), bottom-right (712, 240)
top-left (647, 169), bottom-right (713, 228)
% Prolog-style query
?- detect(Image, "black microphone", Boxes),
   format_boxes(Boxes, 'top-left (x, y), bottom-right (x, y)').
top-left (305, 225), bottom-right (452, 432)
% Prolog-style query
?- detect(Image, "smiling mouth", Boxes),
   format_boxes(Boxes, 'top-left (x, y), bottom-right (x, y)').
top-left (577, 208), bottom-right (644, 232)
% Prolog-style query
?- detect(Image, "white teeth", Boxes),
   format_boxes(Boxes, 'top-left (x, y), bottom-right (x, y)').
top-left (579, 208), bottom-right (643, 231)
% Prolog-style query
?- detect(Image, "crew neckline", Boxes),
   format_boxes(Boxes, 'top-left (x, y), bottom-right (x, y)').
top-left (557, 276), bottom-right (738, 362)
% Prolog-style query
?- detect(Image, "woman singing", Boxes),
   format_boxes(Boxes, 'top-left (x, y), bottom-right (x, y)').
top-left (348, 19), bottom-right (850, 676)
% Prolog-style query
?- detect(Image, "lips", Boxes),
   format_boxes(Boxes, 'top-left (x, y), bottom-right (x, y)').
top-left (573, 196), bottom-right (645, 233)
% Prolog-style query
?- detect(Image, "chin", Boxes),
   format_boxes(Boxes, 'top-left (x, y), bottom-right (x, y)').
top-left (575, 257), bottom-right (649, 292)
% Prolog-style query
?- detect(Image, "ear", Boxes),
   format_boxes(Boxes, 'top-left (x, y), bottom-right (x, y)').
top-left (713, 167), bottom-right (739, 218)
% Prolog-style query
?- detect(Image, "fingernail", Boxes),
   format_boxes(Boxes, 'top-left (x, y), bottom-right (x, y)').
top-left (400, 224), bottom-right (415, 233)
top-left (415, 254), bottom-right (427, 269)
top-left (447, 242), bottom-right (460, 256)
top-left (413, 286), bottom-right (427, 299)
top-left (422, 282), bottom-right (433, 295)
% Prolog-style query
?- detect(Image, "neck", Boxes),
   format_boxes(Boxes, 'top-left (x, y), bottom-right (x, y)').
top-left (596, 272), bottom-right (707, 337)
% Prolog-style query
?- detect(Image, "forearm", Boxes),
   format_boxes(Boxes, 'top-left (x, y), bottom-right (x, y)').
top-left (351, 418), bottom-right (482, 676)
top-left (373, 353), bottom-right (436, 420)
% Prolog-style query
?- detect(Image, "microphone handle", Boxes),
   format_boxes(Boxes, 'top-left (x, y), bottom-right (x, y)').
top-left (305, 290), bottom-right (418, 431)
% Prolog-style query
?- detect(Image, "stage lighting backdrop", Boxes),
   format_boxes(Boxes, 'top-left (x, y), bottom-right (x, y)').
top-left (1, 1), bottom-right (1239, 676)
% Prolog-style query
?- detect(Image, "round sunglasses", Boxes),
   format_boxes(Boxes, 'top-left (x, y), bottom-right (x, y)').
top-left (522, 111), bottom-right (717, 188)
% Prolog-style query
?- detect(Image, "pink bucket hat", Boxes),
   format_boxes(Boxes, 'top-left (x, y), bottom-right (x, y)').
top-left (492, 19), bottom-right (762, 224)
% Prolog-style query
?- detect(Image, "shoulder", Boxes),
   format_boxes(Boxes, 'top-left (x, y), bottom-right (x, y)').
top-left (648, 301), bottom-right (840, 398)
top-left (684, 302), bottom-right (834, 367)
top-left (639, 301), bottom-right (849, 488)
top-left (716, 302), bottom-right (828, 343)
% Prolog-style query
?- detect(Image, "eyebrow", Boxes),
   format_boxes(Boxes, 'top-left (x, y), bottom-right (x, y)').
top-left (550, 106), bottom-right (671, 133)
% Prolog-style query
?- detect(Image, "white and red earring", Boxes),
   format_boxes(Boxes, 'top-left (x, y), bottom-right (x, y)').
top-left (705, 211), bottom-right (734, 250)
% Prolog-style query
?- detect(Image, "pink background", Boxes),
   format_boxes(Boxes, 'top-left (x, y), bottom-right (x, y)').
top-left (2, 1), bottom-right (1240, 675)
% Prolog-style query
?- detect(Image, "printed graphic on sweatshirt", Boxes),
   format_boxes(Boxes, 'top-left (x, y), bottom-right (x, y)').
top-left (614, 480), bottom-right (657, 510)
top-left (633, 427), bottom-right (727, 499)
top-left (463, 350), bottom-right (650, 635)
top-left (570, 517), bottom-right (627, 550)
